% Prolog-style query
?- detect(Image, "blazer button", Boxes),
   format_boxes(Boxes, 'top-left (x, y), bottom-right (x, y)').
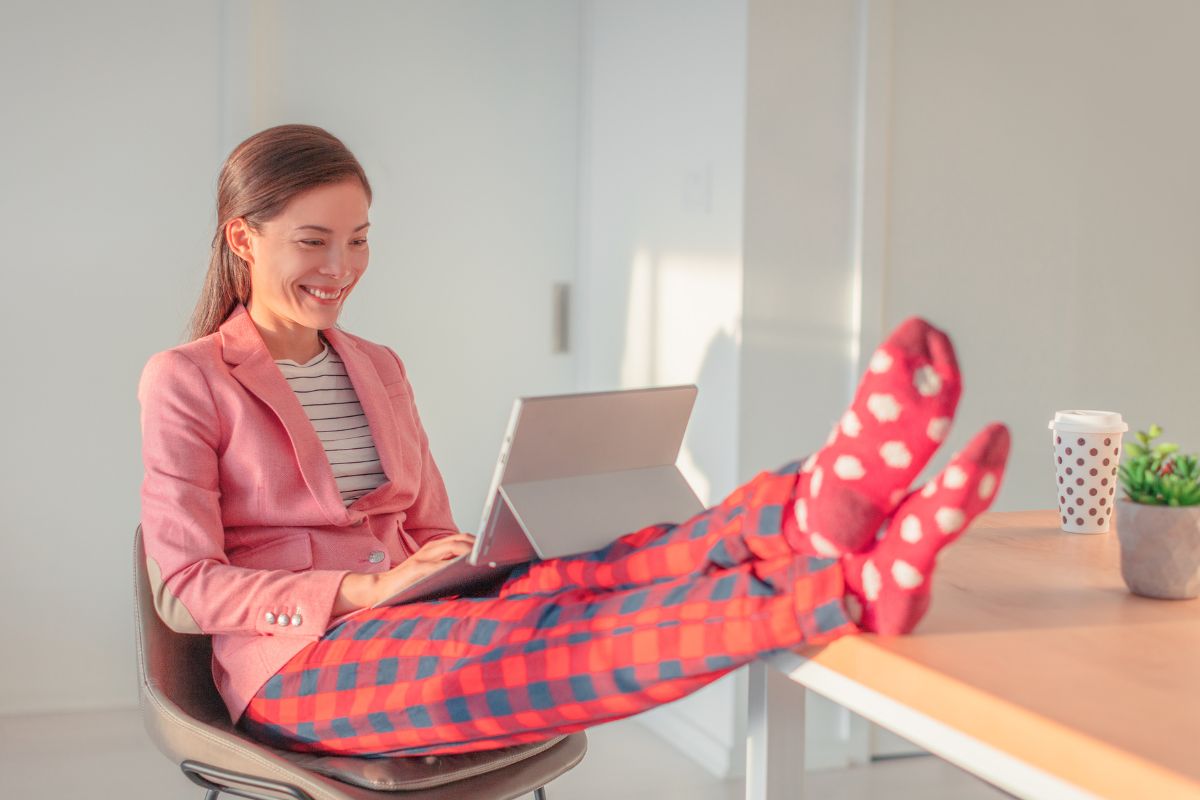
top-left (291, 613), bottom-right (303, 626)
top-left (276, 613), bottom-right (291, 626)
top-left (264, 612), bottom-right (276, 625)
top-left (368, 550), bottom-right (385, 564)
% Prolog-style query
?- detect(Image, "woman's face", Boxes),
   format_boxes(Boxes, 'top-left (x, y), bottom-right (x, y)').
top-left (230, 178), bottom-right (370, 332)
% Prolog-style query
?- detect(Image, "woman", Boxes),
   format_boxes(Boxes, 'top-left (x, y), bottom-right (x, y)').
top-left (138, 123), bottom-right (1010, 758)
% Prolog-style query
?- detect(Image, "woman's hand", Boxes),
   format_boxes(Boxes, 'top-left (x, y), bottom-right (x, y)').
top-left (377, 533), bottom-right (477, 601)
top-left (333, 533), bottom-right (476, 616)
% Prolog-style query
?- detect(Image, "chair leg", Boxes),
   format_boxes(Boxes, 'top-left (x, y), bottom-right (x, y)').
top-left (534, 787), bottom-right (549, 800)
top-left (204, 791), bottom-right (220, 800)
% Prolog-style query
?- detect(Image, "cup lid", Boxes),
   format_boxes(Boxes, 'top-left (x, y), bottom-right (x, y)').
top-left (1048, 410), bottom-right (1129, 434)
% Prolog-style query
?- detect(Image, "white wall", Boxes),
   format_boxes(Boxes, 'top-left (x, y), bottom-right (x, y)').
top-left (876, 0), bottom-right (1200, 511)
top-left (1, 1), bottom-right (226, 715)
top-left (743, 0), bottom-right (1200, 521)
top-left (0, 1), bottom-right (581, 715)
top-left (575, 0), bottom-right (749, 778)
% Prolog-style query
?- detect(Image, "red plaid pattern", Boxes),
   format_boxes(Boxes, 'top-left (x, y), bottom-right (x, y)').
top-left (239, 460), bottom-right (859, 756)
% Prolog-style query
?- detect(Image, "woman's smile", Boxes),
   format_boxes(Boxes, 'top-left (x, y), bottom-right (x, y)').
top-left (299, 284), bottom-right (346, 303)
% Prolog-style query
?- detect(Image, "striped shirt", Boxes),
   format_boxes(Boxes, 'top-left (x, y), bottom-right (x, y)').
top-left (274, 336), bottom-right (387, 506)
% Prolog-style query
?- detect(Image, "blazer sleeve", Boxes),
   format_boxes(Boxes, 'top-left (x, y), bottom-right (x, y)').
top-left (385, 346), bottom-right (461, 545)
top-left (137, 349), bottom-right (349, 639)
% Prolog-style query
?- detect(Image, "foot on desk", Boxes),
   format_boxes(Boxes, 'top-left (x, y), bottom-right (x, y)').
top-left (785, 316), bottom-right (962, 558)
top-left (840, 422), bottom-right (1011, 635)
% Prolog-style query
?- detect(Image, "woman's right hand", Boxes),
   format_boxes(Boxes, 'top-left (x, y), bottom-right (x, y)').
top-left (333, 534), bottom-right (476, 616)
top-left (374, 533), bottom-right (477, 602)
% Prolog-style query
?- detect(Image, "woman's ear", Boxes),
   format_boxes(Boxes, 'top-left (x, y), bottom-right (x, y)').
top-left (226, 218), bottom-right (255, 265)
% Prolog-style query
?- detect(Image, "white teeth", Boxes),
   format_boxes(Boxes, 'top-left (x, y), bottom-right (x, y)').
top-left (303, 285), bottom-right (342, 300)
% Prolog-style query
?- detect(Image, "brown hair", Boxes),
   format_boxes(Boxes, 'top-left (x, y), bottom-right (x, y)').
top-left (187, 124), bottom-right (373, 341)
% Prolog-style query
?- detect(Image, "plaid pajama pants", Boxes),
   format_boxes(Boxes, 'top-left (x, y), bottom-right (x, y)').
top-left (238, 458), bottom-right (859, 757)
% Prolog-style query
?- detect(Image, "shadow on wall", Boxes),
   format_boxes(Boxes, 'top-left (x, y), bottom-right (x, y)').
top-left (684, 328), bottom-right (741, 505)
top-left (615, 246), bottom-right (742, 506)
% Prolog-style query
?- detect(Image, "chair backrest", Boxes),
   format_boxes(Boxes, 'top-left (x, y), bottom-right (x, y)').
top-left (134, 525), bottom-right (234, 727)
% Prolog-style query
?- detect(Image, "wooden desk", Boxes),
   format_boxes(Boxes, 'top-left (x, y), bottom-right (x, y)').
top-left (745, 510), bottom-right (1200, 800)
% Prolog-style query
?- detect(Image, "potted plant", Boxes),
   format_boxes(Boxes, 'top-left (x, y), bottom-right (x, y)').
top-left (1115, 425), bottom-right (1200, 599)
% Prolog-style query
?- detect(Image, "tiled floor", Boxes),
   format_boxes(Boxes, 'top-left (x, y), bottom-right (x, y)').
top-left (0, 707), bottom-right (1011, 799)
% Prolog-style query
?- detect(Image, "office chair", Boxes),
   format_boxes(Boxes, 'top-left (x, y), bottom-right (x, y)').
top-left (133, 525), bottom-right (587, 799)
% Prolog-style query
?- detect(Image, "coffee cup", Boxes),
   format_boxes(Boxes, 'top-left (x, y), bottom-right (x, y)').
top-left (1048, 410), bottom-right (1128, 534)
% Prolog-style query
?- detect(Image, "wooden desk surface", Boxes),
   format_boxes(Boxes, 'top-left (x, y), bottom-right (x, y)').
top-left (796, 510), bottom-right (1200, 799)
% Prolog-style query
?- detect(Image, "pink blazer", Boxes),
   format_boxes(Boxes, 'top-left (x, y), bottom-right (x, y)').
top-left (137, 301), bottom-right (459, 724)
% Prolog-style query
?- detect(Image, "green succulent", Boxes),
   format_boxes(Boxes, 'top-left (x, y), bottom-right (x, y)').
top-left (1119, 425), bottom-right (1200, 507)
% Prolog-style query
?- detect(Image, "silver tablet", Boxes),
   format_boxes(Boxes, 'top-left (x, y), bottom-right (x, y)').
top-left (374, 384), bottom-right (704, 607)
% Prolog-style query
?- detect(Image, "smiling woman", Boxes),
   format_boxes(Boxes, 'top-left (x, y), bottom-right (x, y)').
top-left (138, 122), bottom-right (1010, 761)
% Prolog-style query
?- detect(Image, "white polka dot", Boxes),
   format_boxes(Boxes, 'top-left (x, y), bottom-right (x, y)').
top-left (869, 349), bottom-right (894, 374)
top-left (802, 454), bottom-right (818, 473)
top-left (862, 560), bottom-right (882, 601)
top-left (810, 467), bottom-right (824, 497)
top-left (810, 532), bottom-right (840, 557)
top-left (866, 393), bottom-right (901, 423)
top-left (899, 515), bottom-right (923, 543)
top-left (979, 473), bottom-right (997, 500)
top-left (825, 425), bottom-right (839, 446)
top-left (879, 441), bottom-right (912, 469)
top-left (935, 507), bottom-right (966, 534)
top-left (921, 480), bottom-right (938, 498)
top-left (927, 417), bottom-right (951, 443)
top-left (914, 365), bottom-right (942, 397)
top-left (943, 465), bottom-right (967, 489)
top-left (794, 499), bottom-right (808, 530)
top-left (841, 410), bottom-right (863, 438)
top-left (891, 560), bottom-right (924, 589)
top-left (833, 455), bottom-right (866, 480)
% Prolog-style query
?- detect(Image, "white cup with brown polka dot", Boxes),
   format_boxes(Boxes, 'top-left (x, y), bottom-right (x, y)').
top-left (1049, 410), bottom-right (1128, 534)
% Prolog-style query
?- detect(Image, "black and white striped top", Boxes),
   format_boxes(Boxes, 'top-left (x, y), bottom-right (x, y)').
top-left (274, 337), bottom-right (387, 506)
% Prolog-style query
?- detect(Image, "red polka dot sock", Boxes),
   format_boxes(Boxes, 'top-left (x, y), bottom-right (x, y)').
top-left (840, 423), bottom-right (1011, 635)
top-left (783, 317), bottom-right (963, 558)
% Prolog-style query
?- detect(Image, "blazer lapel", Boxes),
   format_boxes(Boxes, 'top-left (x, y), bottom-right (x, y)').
top-left (218, 302), bottom-right (403, 524)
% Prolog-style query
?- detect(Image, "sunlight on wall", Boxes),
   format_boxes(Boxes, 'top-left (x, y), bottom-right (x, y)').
top-left (620, 249), bottom-right (657, 389)
top-left (619, 247), bottom-right (742, 505)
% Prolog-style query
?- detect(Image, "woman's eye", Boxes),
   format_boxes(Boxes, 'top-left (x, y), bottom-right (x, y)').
top-left (299, 239), bottom-right (367, 246)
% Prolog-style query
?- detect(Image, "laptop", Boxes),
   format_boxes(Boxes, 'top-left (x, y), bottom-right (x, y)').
top-left (373, 384), bottom-right (705, 607)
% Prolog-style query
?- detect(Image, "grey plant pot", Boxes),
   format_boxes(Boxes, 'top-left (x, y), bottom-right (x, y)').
top-left (1114, 499), bottom-right (1200, 600)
